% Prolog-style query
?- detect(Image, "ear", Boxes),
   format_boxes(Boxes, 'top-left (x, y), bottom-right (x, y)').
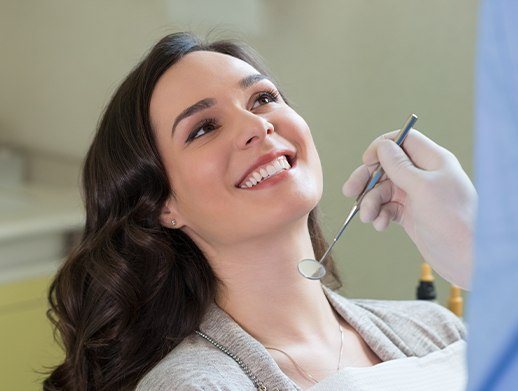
top-left (159, 195), bottom-right (183, 229)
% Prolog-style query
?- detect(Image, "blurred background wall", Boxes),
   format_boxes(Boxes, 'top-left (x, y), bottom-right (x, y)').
top-left (0, 0), bottom-right (478, 389)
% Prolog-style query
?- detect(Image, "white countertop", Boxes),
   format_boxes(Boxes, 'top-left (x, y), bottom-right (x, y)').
top-left (0, 184), bottom-right (84, 242)
top-left (0, 184), bottom-right (84, 284)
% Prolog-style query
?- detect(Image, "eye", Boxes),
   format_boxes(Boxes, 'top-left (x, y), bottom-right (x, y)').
top-left (251, 89), bottom-right (280, 109)
top-left (186, 117), bottom-right (219, 142)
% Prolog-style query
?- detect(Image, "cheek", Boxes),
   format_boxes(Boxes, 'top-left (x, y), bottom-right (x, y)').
top-left (280, 109), bottom-right (318, 161)
top-left (299, 118), bottom-right (323, 196)
top-left (171, 155), bottom-right (230, 218)
top-left (280, 108), bottom-right (311, 136)
top-left (276, 108), bottom-right (324, 199)
top-left (281, 109), bottom-right (321, 169)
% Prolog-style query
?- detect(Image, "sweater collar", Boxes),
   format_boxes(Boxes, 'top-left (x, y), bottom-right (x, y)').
top-left (197, 285), bottom-right (401, 390)
top-left (198, 294), bottom-right (297, 390)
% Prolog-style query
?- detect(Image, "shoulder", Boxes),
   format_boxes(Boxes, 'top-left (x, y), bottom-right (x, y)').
top-left (350, 298), bottom-right (466, 337)
top-left (136, 334), bottom-right (254, 391)
top-left (350, 297), bottom-right (466, 355)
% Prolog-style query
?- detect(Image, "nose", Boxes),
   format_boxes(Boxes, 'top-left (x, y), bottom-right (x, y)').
top-left (234, 111), bottom-right (274, 149)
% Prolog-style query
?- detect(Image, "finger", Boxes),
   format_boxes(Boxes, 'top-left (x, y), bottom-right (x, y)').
top-left (359, 179), bottom-right (393, 223)
top-left (363, 128), bottom-right (449, 171)
top-left (342, 165), bottom-right (369, 197)
top-left (375, 140), bottom-right (423, 192)
top-left (372, 202), bottom-right (403, 231)
top-left (342, 163), bottom-right (384, 198)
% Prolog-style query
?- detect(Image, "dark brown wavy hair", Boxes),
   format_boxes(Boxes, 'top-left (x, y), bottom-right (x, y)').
top-left (43, 31), bottom-right (342, 391)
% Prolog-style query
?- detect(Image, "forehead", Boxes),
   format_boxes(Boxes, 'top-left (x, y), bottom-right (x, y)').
top-left (174, 50), bottom-right (259, 82)
top-left (152, 51), bottom-right (259, 103)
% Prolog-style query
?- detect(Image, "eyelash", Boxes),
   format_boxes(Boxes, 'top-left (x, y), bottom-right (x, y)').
top-left (186, 88), bottom-right (280, 142)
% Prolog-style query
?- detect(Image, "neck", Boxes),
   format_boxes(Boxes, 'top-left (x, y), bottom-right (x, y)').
top-left (210, 216), bottom-right (340, 348)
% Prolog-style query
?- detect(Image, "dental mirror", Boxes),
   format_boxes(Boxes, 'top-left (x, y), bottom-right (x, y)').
top-left (297, 114), bottom-right (418, 280)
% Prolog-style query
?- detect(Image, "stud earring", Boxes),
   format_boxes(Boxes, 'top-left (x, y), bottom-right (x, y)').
top-left (171, 219), bottom-right (177, 227)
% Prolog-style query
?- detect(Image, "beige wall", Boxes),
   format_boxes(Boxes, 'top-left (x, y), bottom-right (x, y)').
top-left (0, 0), bottom-right (478, 302)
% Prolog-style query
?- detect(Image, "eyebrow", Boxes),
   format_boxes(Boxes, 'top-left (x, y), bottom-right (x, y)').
top-left (239, 73), bottom-right (269, 88)
top-left (171, 73), bottom-right (272, 135)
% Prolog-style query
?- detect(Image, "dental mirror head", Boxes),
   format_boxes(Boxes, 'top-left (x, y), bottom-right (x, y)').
top-left (298, 259), bottom-right (327, 280)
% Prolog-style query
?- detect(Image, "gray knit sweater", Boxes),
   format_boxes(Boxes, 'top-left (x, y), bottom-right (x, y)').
top-left (136, 286), bottom-right (466, 390)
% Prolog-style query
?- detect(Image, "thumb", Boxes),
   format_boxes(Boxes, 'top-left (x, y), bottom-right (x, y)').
top-left (377, 139), bottom-right (421, 192)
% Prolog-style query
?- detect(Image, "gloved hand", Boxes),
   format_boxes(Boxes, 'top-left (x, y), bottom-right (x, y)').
top-left (342, 129), bottom-right (477, 289)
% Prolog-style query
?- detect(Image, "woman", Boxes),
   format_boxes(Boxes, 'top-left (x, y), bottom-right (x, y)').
top-left (44, 32), bottom-right (476, 390)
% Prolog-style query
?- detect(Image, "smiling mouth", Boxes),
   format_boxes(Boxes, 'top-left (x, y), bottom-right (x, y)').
top-left (236, 155), bottom-right (296, 189)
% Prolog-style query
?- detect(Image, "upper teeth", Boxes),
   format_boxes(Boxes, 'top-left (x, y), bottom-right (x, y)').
top-left (240, 156), bottom-right (291, 188)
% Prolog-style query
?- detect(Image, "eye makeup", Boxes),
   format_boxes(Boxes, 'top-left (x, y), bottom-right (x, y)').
top-left (184, 88), bottom-right (281, 143)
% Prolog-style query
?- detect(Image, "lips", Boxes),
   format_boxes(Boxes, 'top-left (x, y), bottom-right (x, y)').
top-left (235, 149), bottom-right (296, 188)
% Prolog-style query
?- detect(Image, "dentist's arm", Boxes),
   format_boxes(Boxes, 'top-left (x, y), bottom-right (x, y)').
top-left (342, 129), bottom-right (477, 289)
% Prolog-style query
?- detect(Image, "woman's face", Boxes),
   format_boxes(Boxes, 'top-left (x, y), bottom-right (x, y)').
top-left (150, 50), bottom-right (323, 250)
